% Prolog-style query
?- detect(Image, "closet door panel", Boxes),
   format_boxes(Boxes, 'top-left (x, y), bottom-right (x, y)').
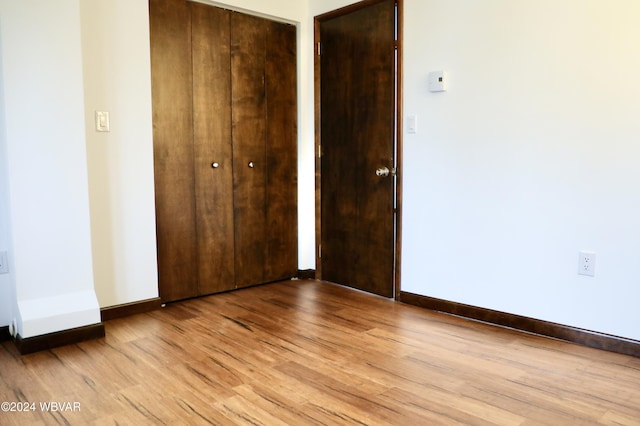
top-left (265, 21), bottom-right (298, 281)
top-left (150, 0), bottom-right (198, 302)
top-left (231, 13), bottom-right (267, 288)
top-left (191, 3), bottom-right (235, 294)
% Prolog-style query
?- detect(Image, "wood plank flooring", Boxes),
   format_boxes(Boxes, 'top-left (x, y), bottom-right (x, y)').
top-left (1, 279), bottom-right (639, 425)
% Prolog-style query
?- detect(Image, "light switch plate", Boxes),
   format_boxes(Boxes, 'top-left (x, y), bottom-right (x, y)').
top-left (407, 115), bottom-right (417, 134)
top-left (95, 111), bottom-right (110, 132)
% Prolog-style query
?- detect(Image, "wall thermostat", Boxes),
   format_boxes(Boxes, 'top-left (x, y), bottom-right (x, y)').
top-left (428, 70), bottom-right (447, 92)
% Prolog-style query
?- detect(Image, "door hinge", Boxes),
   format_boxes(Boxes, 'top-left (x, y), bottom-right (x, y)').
top-left (317, 42), bottom-right (321, 56)
top-left (318, 244), bottom-right (322, 258)
top-left (318, 145), bottom-right (322, 158)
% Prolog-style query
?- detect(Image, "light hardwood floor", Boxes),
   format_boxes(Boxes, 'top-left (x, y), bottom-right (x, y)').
top-left (1, 280), bottom-right (639, 425)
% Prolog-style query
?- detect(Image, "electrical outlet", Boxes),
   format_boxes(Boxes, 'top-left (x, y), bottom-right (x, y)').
top-left (0, 251), bottom-right (8, 274)
top-left (578, 251), bottom-right (595, 277)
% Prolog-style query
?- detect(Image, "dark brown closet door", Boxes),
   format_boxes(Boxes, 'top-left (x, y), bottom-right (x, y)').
top-left (151, 1), bottom-right (298, 300)
top-left (191, 3), bottom-right (235, 294)
top-left (231, 15), bottom-right (298, 288)
top-left (149, 0), bottom-right (198, 301)
top-left (265, 21), bottom-right (298, 282)
top-left (231, 13), bottom-right (268, 288)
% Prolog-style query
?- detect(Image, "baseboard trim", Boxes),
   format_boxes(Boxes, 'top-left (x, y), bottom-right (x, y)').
top-left (100, 297), bottom-right (162, 322)
top-left (0, 326), bottom-right (10, 342)
top-left (15, 323), bottom-right (105, 355)
top-left (399, 291), bottom-right (640, 358)
top-left (297, 269), bottom-right (316, 280)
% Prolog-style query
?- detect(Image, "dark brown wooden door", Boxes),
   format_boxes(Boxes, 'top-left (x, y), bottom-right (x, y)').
top-left (232, 13), bottom-right (298, 288)
top-left (191, 3), bottom-right (235, 294)
top-left (264, 21), bottom-right (298, 283)
top-left (150, 0), bottom-right (198, 301)
top-left (231, 13), bottom-right (267, 289)
top-left (151, 0), bottom-right (298, 302)
top-left (318, 0), bottom-right (396, 297)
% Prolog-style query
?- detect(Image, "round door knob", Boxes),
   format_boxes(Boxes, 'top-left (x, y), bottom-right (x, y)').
top-left (211, 162), bottom-right (220, 168)
top-left (376, 166), bottom-right (390, 177)
top-left (248, 161), bottom-right (255, 168)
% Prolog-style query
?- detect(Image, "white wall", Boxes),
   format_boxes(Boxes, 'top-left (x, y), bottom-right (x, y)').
top-left (402, 0), bottom-right (640, 341)
top-left (309, 0), bottom-right (362, 15)
top-left (0, 0), bottom-right (100, 336)
top-left (0, 28), bottom-right (14, 327)
top-left (80, 0), bottom-right (159, 307)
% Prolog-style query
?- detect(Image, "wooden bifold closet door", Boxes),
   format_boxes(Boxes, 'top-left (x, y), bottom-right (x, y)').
top-left (150, 0), bottom-right (298, 302)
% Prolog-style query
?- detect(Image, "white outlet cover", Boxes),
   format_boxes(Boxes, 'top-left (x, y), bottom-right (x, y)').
top-left (578, 251), bottom-right (596, 277)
